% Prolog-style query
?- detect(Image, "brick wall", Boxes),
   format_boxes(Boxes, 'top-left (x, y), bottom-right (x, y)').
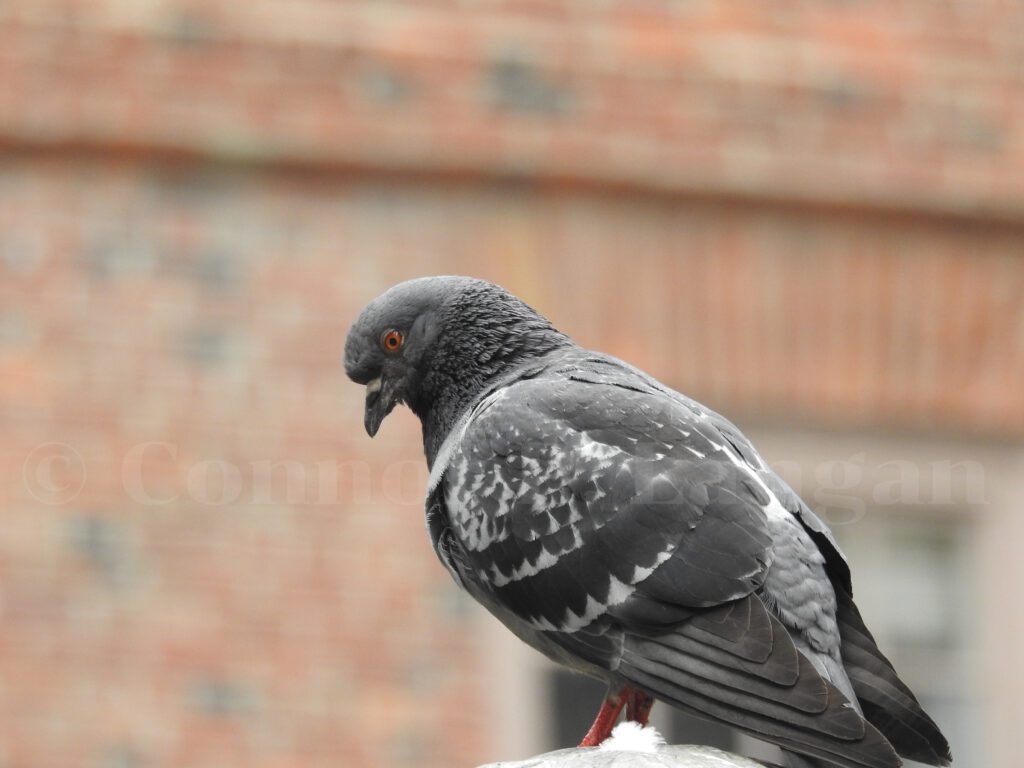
top-left (1, 3), bottom-right (1022, 768)
top-left (2, 0), bottom-right (1022, 217)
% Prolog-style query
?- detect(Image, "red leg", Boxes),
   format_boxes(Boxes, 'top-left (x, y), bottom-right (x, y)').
top-left (578, 688), bottom-right (627, 747)
top-left (625, 689), bottom-right (655, 726)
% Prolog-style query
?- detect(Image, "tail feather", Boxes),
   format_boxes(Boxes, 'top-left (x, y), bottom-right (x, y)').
top-left (837, 591), bottom-right (952, 766)
top-left (620, 595), bottom-right (901, 768)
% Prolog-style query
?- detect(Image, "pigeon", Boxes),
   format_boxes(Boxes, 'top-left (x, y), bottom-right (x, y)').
top-left (343, 276), bottom-right (952, 768)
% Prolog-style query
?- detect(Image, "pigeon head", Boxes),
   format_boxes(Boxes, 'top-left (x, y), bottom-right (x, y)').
top-left (344, 276), bottom-right (570, 445)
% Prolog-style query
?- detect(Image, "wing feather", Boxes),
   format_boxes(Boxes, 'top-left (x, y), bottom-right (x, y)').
top-left (444, 375), bottom-right (774, 635)
top-left (617, 596), bottom-right (900, 768)
top-left (434, 356), bottom-right (903, 768)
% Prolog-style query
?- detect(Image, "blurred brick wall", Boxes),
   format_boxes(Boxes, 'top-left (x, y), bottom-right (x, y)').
top-left (0, 3), bottom-right (1023, 768)
top-left (2, 0), bottom-right (1022, 216)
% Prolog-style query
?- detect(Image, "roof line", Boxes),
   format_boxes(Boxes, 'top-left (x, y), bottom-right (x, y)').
top-left (3, 137), bottom-right (1024, 234)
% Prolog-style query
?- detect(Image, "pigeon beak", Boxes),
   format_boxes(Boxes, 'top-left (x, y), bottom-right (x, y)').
top-left (363, 376), bottom-right (399, 437)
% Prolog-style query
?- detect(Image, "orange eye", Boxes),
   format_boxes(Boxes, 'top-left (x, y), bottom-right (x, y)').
top-left (381, 329), bottom-right (404, 352)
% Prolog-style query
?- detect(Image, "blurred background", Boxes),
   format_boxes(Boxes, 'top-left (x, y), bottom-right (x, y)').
top-left (1, 2), bottom-right (1022, 767)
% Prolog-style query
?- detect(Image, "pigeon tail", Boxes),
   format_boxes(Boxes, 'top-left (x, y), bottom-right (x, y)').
top-left (836, 591), bottom-right (952, 766)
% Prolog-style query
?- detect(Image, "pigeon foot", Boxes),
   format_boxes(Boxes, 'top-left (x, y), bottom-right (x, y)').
top-left (578, 689), bottom-right (628, 747)
top-left (579, 686), bottom-right (655, 747)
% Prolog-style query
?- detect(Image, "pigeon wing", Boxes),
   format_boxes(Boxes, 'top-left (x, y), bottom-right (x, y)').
top-left (439, 366), bottom-right (901, 768)
top-left (442, 372), bottom-right (774, 635)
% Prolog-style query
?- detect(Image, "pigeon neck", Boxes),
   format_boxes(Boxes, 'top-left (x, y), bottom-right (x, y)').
top-left (413, 328), bottom-right (572, 466)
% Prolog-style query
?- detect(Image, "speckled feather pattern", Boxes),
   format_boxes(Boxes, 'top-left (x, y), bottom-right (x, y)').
top-left (441, 354), bottom-right (779, 633)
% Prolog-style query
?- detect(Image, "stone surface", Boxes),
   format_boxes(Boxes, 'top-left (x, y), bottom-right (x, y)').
top-left (480, 725), bottom-right (768, 768)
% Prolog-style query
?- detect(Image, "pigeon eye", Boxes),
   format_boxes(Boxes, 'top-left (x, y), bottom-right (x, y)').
top-left (381, 329), bottom-right (404, 352)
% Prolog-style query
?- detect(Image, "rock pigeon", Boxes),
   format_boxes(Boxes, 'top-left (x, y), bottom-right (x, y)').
top-left (343, 276), bottom-right (952, 768)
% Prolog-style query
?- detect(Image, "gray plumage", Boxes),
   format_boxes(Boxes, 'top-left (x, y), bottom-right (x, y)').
top-left (344, 277), bottom-right (951, 768)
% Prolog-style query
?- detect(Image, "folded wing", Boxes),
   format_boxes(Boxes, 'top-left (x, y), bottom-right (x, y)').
top-left (440, 363), bottom-right (902, 768)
